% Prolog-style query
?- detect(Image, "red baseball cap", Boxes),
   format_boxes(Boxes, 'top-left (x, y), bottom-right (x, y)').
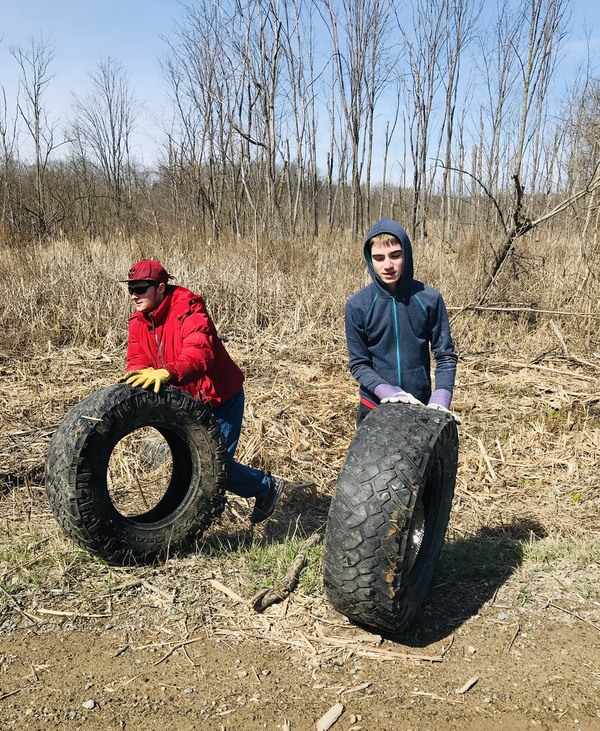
top-left (122, 259), bottom-right (172, 284)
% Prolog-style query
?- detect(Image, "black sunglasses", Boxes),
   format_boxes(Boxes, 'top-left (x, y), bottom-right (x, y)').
top-left (128, 282), bottom-right (157, 295)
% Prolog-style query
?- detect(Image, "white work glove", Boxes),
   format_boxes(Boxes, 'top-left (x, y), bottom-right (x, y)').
top-left (426, 403), bottom-right (462, 424)
top-left (380, 390), bottom-right (422, 405)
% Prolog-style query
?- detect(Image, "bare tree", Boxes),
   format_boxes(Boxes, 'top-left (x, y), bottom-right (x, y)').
top-left (11, 36), bottom-right (58, 237)
top-left (394, 0), bottom-right (447, 242)
top-left (563, 75), bottom-right (600, 240)
top-left (482, 0), bottom-right (567, 296)
top-left (69, 57), bottom-right (140, 208)
top-left (162, 0), bottom-right (231, 238)
top-left (317, 0), bottom-right (392, 235)
top-left (476, 4), bottom-right (521, 201)
top-left (0, 86), bottom-right (21, 236)
top-left (279, 0), bottom-right (320, 234)
top-left (439, 0), bottom-right (479, 244)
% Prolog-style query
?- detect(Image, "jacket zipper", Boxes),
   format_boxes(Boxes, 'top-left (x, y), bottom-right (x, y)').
top-left (149, 315), bottom-right (165, 367)
top-left (392, 299), bottom-right (402, 386)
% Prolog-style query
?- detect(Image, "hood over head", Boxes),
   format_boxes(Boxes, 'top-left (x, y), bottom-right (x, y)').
top-left (363, 218), bottom-right (414, 295)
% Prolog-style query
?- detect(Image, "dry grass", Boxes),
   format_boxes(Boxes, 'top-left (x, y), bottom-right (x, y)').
top-left (0, 228), bottom-right (599, 635)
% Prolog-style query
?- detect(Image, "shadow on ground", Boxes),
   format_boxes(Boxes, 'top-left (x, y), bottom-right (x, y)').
top-left (398, 517), bottom-right (547, 647)
top-left (197, 482), bottom-right (331, 556)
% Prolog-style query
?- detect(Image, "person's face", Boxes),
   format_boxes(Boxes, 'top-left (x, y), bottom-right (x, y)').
top-left (128, 281), bottom-right (165, 313)
top-left (371, 240), bottom-right (403, 292)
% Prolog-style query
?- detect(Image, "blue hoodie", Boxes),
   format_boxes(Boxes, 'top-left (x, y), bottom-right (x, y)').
top-left (344, 219), bottom-right (457, 406)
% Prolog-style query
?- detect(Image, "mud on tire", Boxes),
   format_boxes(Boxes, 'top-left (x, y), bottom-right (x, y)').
top-left (323, 403), bottom-right (458, 634)
top-left (45, 384), bottom-right (227, 564)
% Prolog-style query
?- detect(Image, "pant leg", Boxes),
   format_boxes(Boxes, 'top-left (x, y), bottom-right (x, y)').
top-left (356, 401), bottom-right (374, 427)
top-left (212, 388), bottom-right (269, 499)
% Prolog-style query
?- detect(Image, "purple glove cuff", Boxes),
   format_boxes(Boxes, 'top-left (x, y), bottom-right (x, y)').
top-left (374, 383), bottom-right (405, 400)
top-left (428, 389), bottom-right (452, 410)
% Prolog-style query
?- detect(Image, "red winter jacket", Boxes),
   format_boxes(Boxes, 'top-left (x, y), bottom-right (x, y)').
top-left (126, 285), bottom-right (244, 406)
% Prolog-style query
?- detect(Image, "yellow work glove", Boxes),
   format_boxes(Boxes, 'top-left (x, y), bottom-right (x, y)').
top-left (119, 368), bottom-right (171, 394)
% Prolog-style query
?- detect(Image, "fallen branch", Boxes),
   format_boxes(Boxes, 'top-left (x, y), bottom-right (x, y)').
top-left (251, 533), bottom-right (322, 612)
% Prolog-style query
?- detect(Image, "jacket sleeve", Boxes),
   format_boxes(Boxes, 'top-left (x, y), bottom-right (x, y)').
top-left (163, 299), bottom-right (215, 386)
top-left (429, 294), bottom-right (458, 393)
top-left (126, 320), bottom-right (151, 371)
top-left (345, 297), bottom-right (388, 393)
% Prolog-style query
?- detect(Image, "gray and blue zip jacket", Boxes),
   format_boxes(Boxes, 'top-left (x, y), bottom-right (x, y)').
top-left (344, 219), bottom-right (457, 407)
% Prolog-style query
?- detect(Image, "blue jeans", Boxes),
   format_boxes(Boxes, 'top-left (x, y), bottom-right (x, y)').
top-left (212, 388), bottom-right (270, 498)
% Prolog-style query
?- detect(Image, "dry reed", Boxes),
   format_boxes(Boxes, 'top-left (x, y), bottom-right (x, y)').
top-left (0, 230), bottom-right (599, 585)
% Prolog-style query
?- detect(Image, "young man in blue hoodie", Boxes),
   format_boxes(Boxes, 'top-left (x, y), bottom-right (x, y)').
top-left (345, 219), bottom-right (458, 424)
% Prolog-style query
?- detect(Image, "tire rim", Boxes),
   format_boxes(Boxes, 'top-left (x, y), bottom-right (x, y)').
top-left (406, 496), bottom-right (426, 572)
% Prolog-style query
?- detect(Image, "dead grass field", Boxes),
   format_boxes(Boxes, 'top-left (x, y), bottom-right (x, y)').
top-left (1, 232), bottom-right (600, 729)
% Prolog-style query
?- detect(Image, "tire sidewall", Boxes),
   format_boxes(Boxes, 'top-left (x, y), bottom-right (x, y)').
top-left (45, 384), bottom-right (227, 563)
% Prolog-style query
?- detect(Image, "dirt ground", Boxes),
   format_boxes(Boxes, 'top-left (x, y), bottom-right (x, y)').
top-left (1, 555), bottom-right (600, 731)
top-left (2, 336), bottom-right (600, 730)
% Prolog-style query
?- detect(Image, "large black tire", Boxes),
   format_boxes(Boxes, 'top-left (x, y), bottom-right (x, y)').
top-left (323, 403), bottom-right (458, 634)
top-left (45, 384), bottom-right (227, 564)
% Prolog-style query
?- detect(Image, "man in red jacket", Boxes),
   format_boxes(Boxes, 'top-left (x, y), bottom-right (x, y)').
top-left (119, 259), bottom-right (283, 523)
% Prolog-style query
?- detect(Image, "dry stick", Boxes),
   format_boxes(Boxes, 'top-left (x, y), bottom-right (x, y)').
top-left (549, 319), bottom-right (569, 356)
top-left (506, 623), bottom-right (521, 653)
top-left (455, 676), bottom-right (479, 694)
top-left (0, 584), bottom-right (40, 624)
top-left (251, 533), bottom-right (322, 612)
top-left (0, 688), bottom-right (21, 701)
top-left (141, 580), bottom-right (175, 604)
top-left (411, 690), bottom-right (465, 705)
top-left (209, 578), bottom-right (247, 605)
top-left (339, 681), bottom-right (371, 696)
top-left (441, 634), bottom-right (455, 657)
top-left (544, 599), bottom-right (600, 632)
top-left (314, 623), bottom-right (382, 645)
top-left (308, 635), bottom-right (443, 663)
top-left (316, 702), bottom-right (344, 731)
top-left (461, 431), bottom-right (496, 481)
top-left (492, 359), bottom-right (596, 382)
top-left (36, 607), bottom-right (110, 618)
top-left (447, 305), bottom-right (600, 319)
top-left (153, 636), bottom-right (206, 666)
top-left (97, 578), bottom-right (148, 600)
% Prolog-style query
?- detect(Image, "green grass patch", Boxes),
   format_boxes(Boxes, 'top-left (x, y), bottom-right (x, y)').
top-left (522, 539), bottom-right (600, 569)
top-left (237, 538), bottom-right (323, 596)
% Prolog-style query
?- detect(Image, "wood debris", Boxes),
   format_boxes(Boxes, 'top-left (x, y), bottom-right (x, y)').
top-left (251, 533), bottom-right (322, 612)
top-left (455, 676), bottom-right (479, 694)
top-left (315, 702), bottom-right (344, 731)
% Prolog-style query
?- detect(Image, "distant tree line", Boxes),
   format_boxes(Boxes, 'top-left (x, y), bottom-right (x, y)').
top-left (1, 0), bottom-right (599, 252)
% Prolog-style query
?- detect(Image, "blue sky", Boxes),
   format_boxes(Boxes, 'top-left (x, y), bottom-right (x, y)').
top-left (1, 0), bottom-right (599, 168)
top-left (0, 0), bottom-right (188, 163)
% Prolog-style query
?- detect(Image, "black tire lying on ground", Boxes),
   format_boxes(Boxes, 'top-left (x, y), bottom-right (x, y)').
top-left (45, 384), bottom-right (227, 564)
top-left (323, 403), bottom-right (458, 634)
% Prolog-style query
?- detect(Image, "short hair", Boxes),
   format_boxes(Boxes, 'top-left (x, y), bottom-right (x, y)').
top-left (369, 233), bottom-right (401, 249)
